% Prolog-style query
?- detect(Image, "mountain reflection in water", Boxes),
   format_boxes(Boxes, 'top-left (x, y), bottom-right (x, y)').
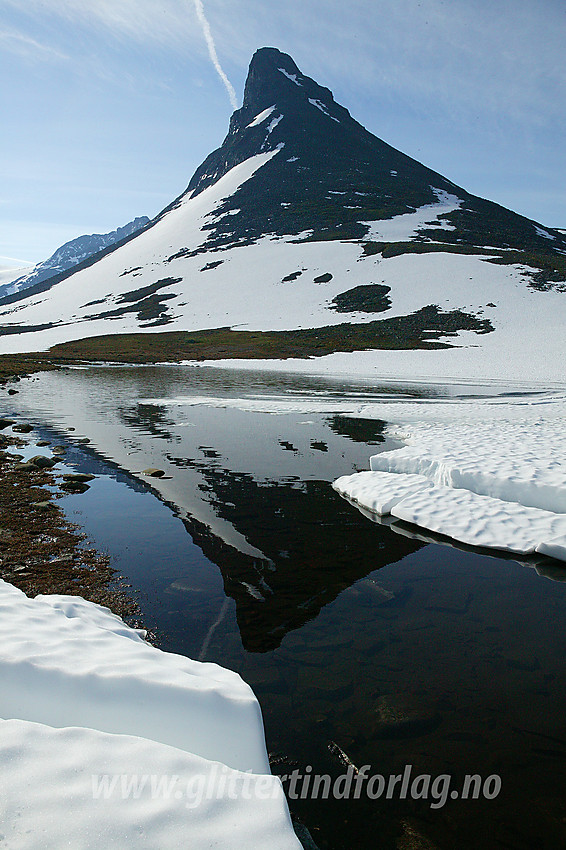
top-left (4, 365), bottom-right (566, 850)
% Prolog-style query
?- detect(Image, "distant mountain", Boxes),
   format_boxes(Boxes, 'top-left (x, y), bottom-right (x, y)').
top-left (0, 217), bottom-right (150, 299)
top-left (0, 48), bottom-right (564, 381)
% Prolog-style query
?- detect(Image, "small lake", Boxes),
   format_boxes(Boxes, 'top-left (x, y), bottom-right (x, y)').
top-left (4, 365), bottom-right (566, 849)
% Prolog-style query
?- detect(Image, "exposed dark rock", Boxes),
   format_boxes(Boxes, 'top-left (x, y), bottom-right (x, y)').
top-left (28, 455), bottom-right (58, 469)
top-left (142, 468), bottom-right (166, 478)
top-left (331, 283), bottom-right (391, 313)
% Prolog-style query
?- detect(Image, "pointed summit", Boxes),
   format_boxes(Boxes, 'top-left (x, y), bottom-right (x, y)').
top-left (241, 47), bottom-right (342, 120)
top-left (0, 46), bottom-right (564, 383)
top-left (184, 47), bottom-right (466, 248)
top-left (182, 47), bottom-right (565, 255)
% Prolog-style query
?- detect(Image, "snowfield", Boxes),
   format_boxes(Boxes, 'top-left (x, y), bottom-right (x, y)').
top-left (0, 152), bottom-right (563, 385)
top-left (0, 719), bottom-right (299, 850)
top-left (0, 580), bottom-right (300, 849)
top-left (360, 187), bottom-right (462, 241)
top-left (333, 396), bottom-right (566, 563)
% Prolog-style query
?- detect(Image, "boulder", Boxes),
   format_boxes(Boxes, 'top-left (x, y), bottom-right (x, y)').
top-left (28, 456), bottom-right (58, 469)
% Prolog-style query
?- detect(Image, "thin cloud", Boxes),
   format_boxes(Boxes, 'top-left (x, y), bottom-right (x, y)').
top-left (0, 0), bottom-right (201, 49)
top-left (0, 28), bottom-right (68, 62)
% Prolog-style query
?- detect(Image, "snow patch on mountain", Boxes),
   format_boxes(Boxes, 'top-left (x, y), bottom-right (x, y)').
top-left (278, 67), bottom-right (302, 85)
top-left (362, 188), bottom-right (462, 242)
top-left (247, 105), bottom-right (276, 127)
top-left (534, 225), bottom-right (556, 241)
top-left (266, 114), bottom-right (284, 133)
top-left (308, 98), bottom-right (340, 122)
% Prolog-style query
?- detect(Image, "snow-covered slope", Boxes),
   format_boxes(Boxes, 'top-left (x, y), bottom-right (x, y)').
top-left (0, 264), bottom-right (32, 289)
top-left (0, 579), bottom-right (301, 849)
top-left (0, 718), bottom-right (300, 850)
top-left (0, 47), bottom-right (564, 383)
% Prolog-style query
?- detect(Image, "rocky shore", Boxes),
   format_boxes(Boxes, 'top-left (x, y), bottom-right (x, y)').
top-left (0, 410), bottom-right (140, 623)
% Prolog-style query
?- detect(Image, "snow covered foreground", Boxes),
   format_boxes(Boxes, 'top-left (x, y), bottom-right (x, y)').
top-left (0, 580), bottom-right (300, 849)
top-left (334, 405), bottom-right (566, 563)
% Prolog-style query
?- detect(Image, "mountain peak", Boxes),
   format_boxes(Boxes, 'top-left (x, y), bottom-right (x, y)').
top-left (242, 47), bottom-right (323, 109)
top-left (224, 46), bottom-right (346, 143)
top-left (0, 47), bottom-right (564, 378)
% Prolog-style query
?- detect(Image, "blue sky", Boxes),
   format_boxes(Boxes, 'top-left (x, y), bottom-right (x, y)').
top-left (1, 0), bottom-right (565, 266)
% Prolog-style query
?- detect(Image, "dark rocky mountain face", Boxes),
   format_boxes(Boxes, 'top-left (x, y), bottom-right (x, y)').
top-left (181, 48), bottom-right (462, 248)
top-left (1, 45), bottom-right (564, 339)
top-left (173, 47), bottom-right (566, 270)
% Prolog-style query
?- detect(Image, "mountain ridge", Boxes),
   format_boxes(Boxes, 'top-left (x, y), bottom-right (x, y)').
top-left (0, 47), bottom-right (564, 382)
top-left (0, 216), bottom-right (150, 303)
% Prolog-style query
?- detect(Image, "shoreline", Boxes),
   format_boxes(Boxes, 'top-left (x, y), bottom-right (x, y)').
top-left (0, 414), bottom-right (142, 627)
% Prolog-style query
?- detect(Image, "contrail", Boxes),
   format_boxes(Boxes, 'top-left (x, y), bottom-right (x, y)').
top-left (199, 597), bottom-right (230, 661)
top-left (193, 0), bottom-right (238, 110)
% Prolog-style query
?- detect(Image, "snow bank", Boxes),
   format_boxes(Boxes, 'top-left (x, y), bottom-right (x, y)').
top-left (360, 187), bottom-right (462, 242)
top-left (369, 443), bottom-right (566, 514)
top-left (390, 484), bottom-right (566, 556)
top-left (0, 719), bottom-right (299, 850)
top-left (333, 470), bottom-right (434, 515)
top-left (0, 580), bottom-right (301, 847)
top-left (0, 580), bottom-right (268, 773)
top-left (333, 409), bottom-right (566, 563)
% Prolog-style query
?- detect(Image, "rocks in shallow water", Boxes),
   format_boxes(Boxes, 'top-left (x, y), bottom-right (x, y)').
top-left (32, 501), bottom-right (55, 511)
top-left (293, 821), bottom-right (321, 850)
top-left (0, 419), bottom-right (14, 430)
top-left (398, 818), bottom-right (440, 850)
top-left (28, 455), bottom-right (58, 469)
top-left (75, 437), bottom-right (90, 444)
top-left (142, 468), bottom-right (165, 478)
top-left (372, 695), bottom-right (441, 739)
top-left (12, 423), bottom-right (33, 433)
top-left (60, 480), bottom-right (90, 494)
top-left (59, 473), bottom-right (94, 494)
top-left (51, 446), bottom-right (66, 454)
top-left (7, 388), bottom-right (18, 395)
top-left (36, 441), bottom-right (50, 447)
top-left (16, 462), bottom-right (39, 472)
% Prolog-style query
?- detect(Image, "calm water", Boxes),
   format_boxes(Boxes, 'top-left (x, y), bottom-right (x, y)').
top-left (4, 366), bottom-right (566, 849)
